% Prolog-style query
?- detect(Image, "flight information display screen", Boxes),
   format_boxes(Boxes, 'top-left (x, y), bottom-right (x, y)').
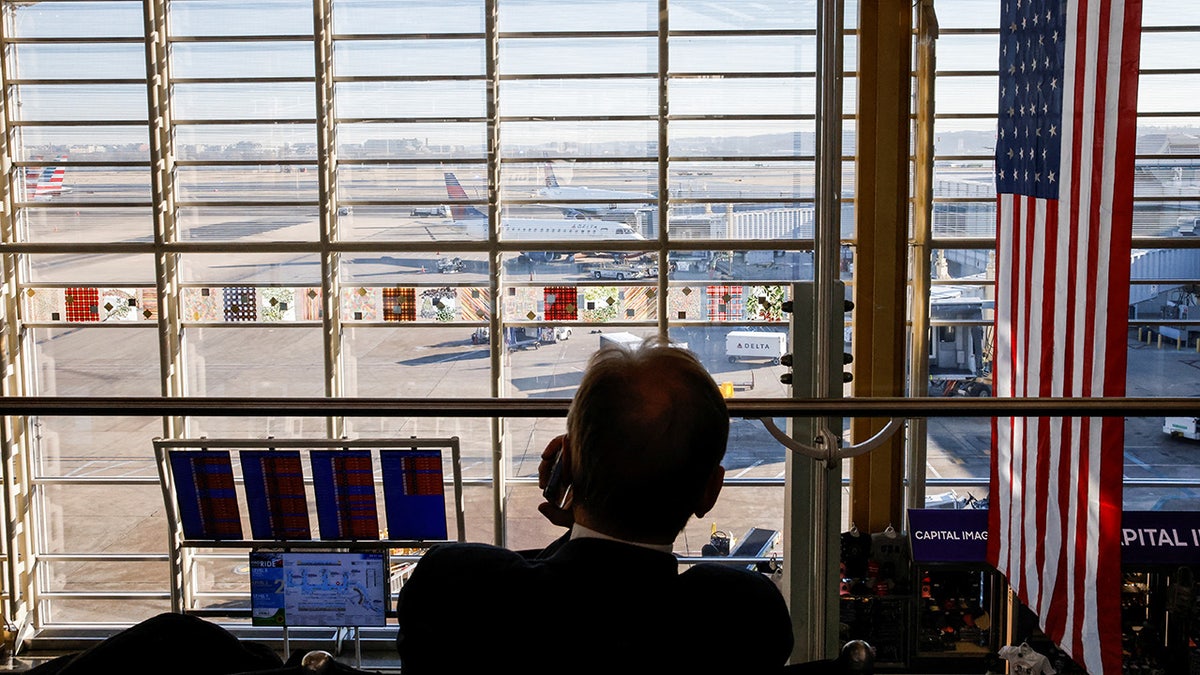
top-left (250, 551), bottom-right (389, 627)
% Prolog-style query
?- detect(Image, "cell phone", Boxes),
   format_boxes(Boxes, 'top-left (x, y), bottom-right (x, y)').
top-left (542, 449), bottom-right (567, 504)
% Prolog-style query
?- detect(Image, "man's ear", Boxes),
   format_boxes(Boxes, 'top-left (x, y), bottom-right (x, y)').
top-left (694, 465), bottom-right (725, 518)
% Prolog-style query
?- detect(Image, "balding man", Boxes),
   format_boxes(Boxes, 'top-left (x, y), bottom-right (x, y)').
top-left (396, 336), bottom-right (794, 674)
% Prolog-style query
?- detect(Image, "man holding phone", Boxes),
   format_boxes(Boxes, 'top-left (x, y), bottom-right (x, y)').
top-left (395, 336), bottom-right (794, 673)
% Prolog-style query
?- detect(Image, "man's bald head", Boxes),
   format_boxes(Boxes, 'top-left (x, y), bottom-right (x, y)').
top-left (566, 337), bottom-right (729, 542)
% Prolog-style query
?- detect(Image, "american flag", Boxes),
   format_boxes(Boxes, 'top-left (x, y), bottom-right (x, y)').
top-left (988, 1), bottom-right (1141, 674)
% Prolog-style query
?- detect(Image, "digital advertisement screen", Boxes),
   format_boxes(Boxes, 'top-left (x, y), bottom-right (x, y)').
top-left (250, 551), bottom-right (388, 627)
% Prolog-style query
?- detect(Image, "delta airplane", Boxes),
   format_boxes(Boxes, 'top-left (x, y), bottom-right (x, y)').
top-left (444, 172), bottom-right (645, 262)
top-left (25, 156), bottom-right (69, 200)
top-left (532, 163), bottom-right (655, 219)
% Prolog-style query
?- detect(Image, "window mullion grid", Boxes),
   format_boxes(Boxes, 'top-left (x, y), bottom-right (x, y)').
top-left (0, 0), bottom-right (40, 635)
top-left (313, 0), bottom-right (342, 439)
top-left (485, 0), bottom-right (506, 548)
top-left (656, 0), bottom-right (669, 336)
top-left (145, 0), bottom-right (183, 432)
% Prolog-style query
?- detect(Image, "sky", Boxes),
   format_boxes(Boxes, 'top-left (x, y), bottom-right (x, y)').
top-left (5, 1), bottom-right (1197, 151)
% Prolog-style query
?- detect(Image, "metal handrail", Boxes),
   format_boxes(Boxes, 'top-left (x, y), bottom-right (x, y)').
top-left (1, 395), bottom-right (1196, 418)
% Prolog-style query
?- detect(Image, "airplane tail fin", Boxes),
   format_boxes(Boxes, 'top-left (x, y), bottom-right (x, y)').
top-left (27, 155), bottom-right (68, 200)
top-left (544, 162), bottom-right (560, 188)
top-left (443, 172), bottom-right (487, 221)
top-left (36, 166), bottom-right (67, 199)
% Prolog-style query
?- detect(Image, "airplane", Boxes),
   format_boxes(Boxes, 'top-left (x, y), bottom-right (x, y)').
top-left (25, 155), bottom-right (69, 200)
top-left (444, 171), bottom-right (646, 262)
top-left (532, 162), bottom-right (655, 219)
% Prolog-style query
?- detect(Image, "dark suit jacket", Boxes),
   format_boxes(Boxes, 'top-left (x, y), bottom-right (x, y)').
top-left (395, 536), bottom-right (794, 674)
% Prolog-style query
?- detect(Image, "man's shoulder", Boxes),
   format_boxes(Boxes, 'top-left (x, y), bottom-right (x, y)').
top-left (681, 561), bottom-right (776, 585)
top-left (678, 563), bottom-right (794, 659)
top-left (678, 563), bottom-right (788, 606)
top-left (414, 542), bottom-right (530, 572)
top-left (399, 543), bottom-right (535, 606)
top-left (424, 541), bottom-right (522, 557)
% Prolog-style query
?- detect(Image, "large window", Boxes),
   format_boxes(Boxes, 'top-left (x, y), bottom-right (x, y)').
top-left (2, 0), bottom-right (1195, 637)
top-left (924, 0), bottom-right (1200, 511)
top-left (1, 0), bottom-right (854, 627)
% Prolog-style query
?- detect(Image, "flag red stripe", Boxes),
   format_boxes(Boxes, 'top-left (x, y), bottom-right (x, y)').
top-left (988, 196), bottom-right (1015, 575)
top-left (1016, 195), bottom-right (1036, 600)
top-left (1034, 200), bottom-right (1056, 614)
top-left (1008, 198), bottom-right (1024, 593)
top-left (1096, 1), bottom-right (1142, 669)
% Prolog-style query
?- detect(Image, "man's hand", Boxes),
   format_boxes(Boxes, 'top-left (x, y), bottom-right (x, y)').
top-left (537, 434), bottom-right (574, 528)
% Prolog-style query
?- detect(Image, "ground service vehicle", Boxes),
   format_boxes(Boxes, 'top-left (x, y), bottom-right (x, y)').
top-left (599, 332), bottom-right (644, 350)
top-left (955, 372), bottom-right (993, 397)
top-left (505, 327), bottom-right (539, 351)
top-left (599, 331), bottom-right (687, 351)
top-left (725, 331), bottom-right (787, 365)
top-left (1164, 417), bottom-right (1200, 440)
top-left (590, 264), bottom-right (643, 280)
top-left (537, 326), bottom-right (572, 343)
top-left (437, 257), bottom-right (464, 273)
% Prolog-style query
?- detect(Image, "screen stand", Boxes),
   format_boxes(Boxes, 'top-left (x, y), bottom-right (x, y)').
top-left (334, 626), bottom-right (362, 668)
top-left (354, 629), bottom-right (362, 669)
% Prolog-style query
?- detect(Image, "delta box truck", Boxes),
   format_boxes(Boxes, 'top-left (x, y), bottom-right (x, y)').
top-left (725, 331), bottom-right (787, 365)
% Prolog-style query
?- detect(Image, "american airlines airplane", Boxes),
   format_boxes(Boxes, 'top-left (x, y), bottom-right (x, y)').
top-left (532, 163), bottom-right (655, 219)
top-left (25, 156), bottom-right (69, 200)
top-left (444, 172), bottom-right (645, 262)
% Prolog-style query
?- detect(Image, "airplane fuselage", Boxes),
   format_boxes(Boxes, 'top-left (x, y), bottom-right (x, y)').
top-left (536, 185), bottom-right (654, 201)
top-left (459, 217), bottom-right (641, 241)
top-left (445, 171), bottom-right (645, 261)
top-left (534, 185), bottom-right (655, 217)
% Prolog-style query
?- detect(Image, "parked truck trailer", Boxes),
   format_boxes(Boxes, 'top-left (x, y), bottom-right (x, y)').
top-left (725, 330), bottom-right (787, 365)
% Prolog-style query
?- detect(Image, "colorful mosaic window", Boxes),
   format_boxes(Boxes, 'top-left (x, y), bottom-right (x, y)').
top-left (457, 288), bottom-right (490, 322)
top-left (223, 287), bottom-right (257, 322)
top-left (260, 288), bottom-right (295, 322)
top-left (746, 286), bottom-right (787, 322)
top-left (419, 287), bottom-right (457, 321)
top-left (25, 287), bottom-right (159, 323)
top-left (64, 287), bottom-right (100, 322)
top-left (383, 288), bottom-right (417, 322)
top-left (706, 285), bottom-right (744, 321)
top-left (543, 286), bottom-right (578, 321)
top-left (667, 286), bottom-right (704, 321)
